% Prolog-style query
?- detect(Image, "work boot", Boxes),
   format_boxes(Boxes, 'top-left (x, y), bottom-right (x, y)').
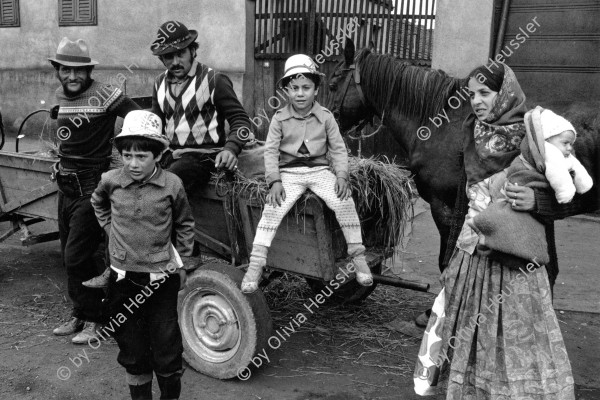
top-left (82, 267), bottom-right (111, 289)
top-left (414, 309), bottom-right (432, 328)
top-left (241, 245), bottom-right (268, 293)
top-left (53, 317), bottom-right (84, 336)
top-left (156, 374), bottom-right (181, 400)
top-left (347, 243), bottom-right (373, 286)
top-left (71, 321), bottom-right (103, 344)
top-left (129, 381), bottom-right (153, 400)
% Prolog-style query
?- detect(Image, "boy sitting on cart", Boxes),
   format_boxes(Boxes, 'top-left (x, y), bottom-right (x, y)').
top-left (241, 54), bottom-right (373, 293)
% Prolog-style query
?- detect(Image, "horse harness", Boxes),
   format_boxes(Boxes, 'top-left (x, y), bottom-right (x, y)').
top-left (329, 63), bottom-right (394, 141)
top-left (329, 63), bottom-right (372, 139)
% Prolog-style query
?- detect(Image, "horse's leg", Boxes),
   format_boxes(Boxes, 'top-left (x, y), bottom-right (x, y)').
top-left (414, 171), bottom-right (466, 273)
top-left (412, 194), bottom-right (455, 327)
top-left (429, 197), bottom-right (455, 272)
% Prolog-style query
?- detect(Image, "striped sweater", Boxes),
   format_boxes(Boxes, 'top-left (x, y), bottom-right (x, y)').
top-left (151, 61), bottom-right (251, 155)
top-left (55, 80), bottom-right (139, 169)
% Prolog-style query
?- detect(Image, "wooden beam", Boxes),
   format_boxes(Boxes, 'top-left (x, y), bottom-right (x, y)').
top-left (0, 182), bottom-right (57, 215)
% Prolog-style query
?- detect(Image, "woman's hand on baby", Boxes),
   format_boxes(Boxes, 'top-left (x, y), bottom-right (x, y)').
top-left (335, 177), bottom-right (351, 200)
top-left (505, 183), bottom-right (536, 211)
top-left (268, 182), bottom-right (286, 207)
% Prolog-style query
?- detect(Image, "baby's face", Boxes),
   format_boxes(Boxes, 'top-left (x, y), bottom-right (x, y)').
top-left (547, 130), bottom-right (575, 158)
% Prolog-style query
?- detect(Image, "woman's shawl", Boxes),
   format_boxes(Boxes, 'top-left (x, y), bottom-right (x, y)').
top-left (471, 106), bottom-right (550, 265)
top-left (463, 65), bottom-right (528, 185)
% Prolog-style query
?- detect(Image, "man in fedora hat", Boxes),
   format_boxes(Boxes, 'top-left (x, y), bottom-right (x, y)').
top-left (150, 20), bottom-right (253, 193)
top-left (48, 37), bottom-right (140, 344)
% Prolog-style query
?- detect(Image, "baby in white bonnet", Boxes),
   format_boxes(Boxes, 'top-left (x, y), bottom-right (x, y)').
top-left (541, 109), bottom-right (593, 203)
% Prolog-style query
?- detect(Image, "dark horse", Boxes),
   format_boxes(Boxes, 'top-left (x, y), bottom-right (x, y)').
top-left (326, 40), bottom-right (600, 272)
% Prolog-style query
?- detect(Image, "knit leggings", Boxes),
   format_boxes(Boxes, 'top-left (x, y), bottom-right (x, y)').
top-left (254, 167), bottom-right (363, 247)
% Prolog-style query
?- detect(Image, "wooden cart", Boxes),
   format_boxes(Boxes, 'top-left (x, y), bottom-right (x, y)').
top-left (0, 105), bottom-right (427, 380)
top-left (0, 151), bottom-right (59, 245)
top-left (178, 176), bottom-right (429, 379)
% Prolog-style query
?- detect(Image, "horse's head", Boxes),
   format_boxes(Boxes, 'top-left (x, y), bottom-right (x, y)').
top-left (325, 40), bottom-right (375, 133)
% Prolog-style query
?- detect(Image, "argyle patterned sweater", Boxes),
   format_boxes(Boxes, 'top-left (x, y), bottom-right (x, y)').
top-left (55, 80), bottom-right (139, 169)
top-left (151, 62), bottom-right (251, 155)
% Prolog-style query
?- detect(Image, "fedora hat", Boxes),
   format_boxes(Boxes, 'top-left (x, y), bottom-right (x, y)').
top-left (115, 110), bottom-right (170, 150)
top-left (151, 21), bottom-right (198, 56)
top-left (48, 37), bottom-right (98, 67)
top-left (277, 54), bottom-right (324, 88)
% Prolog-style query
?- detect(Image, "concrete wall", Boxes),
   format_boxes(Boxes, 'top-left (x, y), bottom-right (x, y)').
top-left (0, 0), bottom-right (247, 133)
top-left (431, 0), bottom-right (495, 78)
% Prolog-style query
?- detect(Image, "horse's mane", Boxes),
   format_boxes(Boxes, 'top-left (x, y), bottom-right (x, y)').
top-left (355, 48), bottom-right (467, 126)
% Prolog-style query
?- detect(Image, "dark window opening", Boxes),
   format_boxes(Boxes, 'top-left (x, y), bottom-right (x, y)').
top-left (59, 0), bottom-right (97, 26)
top-left (0, 0), bottom-right (20, 27)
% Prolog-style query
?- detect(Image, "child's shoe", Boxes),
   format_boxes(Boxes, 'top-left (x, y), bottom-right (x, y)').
top-left (348, 243), bottom-right (373, 286)
top-left (352, 254), bottom-right (374, 286)
top-left (241, 245), bottom-right (268, 293)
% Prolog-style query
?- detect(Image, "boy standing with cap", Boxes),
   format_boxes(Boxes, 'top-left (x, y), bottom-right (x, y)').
top-left (91, 110), bottom-right (194, 400)
top-left (48, 37), bottom-right (140, 343)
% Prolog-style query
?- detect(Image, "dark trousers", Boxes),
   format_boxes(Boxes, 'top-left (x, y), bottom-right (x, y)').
top-left (162, 152), bottom-right (216, 194)
top-left (106, 270), bottom-right (183, 385)
top-left (58, 191), bottom-right (105, 323)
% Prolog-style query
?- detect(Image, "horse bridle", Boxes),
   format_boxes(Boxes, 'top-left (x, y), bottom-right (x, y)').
top-left (329, 63), bottom-right (375, 139)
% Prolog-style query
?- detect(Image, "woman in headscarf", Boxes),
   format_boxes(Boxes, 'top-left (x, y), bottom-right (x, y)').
top-left (414, 63), bottom-right (575, 400)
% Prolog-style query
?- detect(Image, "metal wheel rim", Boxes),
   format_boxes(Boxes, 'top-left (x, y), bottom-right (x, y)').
top-left (180, 287), bottom-right (241, 363)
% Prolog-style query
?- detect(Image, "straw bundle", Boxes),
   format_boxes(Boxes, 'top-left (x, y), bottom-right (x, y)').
top-left (213, 155), bottom-right (415, 250)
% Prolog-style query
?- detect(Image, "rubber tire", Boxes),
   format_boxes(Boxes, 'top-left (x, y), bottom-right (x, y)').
top-left (178, 262), bottom-right (272, 379)
top-left (305, 262), bottom-right (382, 304)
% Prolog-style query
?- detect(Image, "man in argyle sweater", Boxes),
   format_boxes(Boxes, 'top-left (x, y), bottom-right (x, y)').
top-left (48, 37), bottom-right (140, 344)
top-left (150, 21), bottom-right (252, 193)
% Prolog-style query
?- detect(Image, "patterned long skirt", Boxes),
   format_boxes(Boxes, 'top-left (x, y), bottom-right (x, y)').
top-left (415, 249), bottom-right (575, 400)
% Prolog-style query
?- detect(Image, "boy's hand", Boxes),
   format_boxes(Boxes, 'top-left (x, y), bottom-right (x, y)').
top-left (268, 182), bottom-right (286, 207)
top-left (335, 177), bottom-right (351, 200)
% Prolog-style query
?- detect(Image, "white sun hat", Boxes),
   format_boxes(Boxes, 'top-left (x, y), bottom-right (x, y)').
top-left (277, 54), bottom-right (324, 88)
top-left (115, 110), bottom-right (170, 150)
top-left (540, 109), bottom-right (577, 140)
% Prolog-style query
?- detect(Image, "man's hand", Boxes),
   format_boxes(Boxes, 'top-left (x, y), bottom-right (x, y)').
top-left (267, 182), bottom-right (286, 207)
top-left (335, 177), bottom-right (351, 200)
top-left (505, 182), bottom-right (536, 211)
top-left (215, 150), bottom-right (238, 170)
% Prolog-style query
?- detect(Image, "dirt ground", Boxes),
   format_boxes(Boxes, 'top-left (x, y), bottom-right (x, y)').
top-left (0, 206), bottom-right (599, 400)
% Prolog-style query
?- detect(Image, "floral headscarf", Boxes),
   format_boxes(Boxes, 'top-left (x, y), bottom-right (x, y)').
top-left (463, 65), bottom-right (528, 185)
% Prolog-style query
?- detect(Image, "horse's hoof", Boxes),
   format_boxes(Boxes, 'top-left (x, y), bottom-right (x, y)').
top-left (414, 309), bottom-right (432, 328)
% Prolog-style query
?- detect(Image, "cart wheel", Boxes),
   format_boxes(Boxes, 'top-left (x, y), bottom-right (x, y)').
top-left (305, 262), bottom-right (382, 304)
top-left (178, 262), bottom-right (272, 379)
